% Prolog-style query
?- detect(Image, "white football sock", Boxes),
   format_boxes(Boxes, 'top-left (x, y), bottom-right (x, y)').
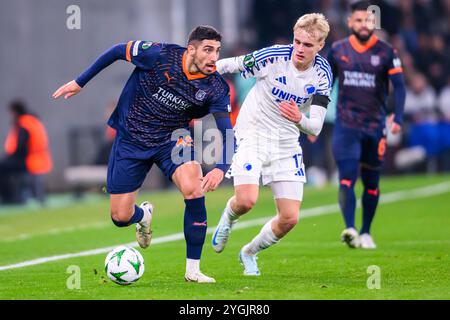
top-left (139, 205), bottom-right (151, 226)
top-left (243, 218), bottom-right (279, 255)
top-left (186, 258), bottom-right (200, 274)
top-left (225, 197), bottom-right (239, 222)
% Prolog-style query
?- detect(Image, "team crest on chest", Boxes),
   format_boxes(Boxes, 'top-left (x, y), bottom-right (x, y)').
top-left (304, 84), bottom-right (316, 95)
top-left (195, 89), bottom-right (207, 101)
top-left (371, 55), bottom-right (380, 67)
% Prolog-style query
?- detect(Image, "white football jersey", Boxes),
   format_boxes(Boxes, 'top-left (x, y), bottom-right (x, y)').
top-left (217, 44), bottom-right (333, 143)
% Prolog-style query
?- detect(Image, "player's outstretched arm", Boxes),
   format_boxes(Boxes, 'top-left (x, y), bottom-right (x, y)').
top-left (217, 46), bottom-right (273, 78)
top-left (216, 57), bottom-right (243, 75)
top-left (52, 43), bottom-right (127, 99)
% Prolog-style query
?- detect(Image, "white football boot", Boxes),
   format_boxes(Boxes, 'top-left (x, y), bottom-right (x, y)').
top-left (340, 227), bottom-right (360, 248)
top-left (359, 233), bottom-right (377, 249)
top-left (239, 249), bottom-right (260, 276)
top-left (211, 209), bottom-right (237, 253)
top-left (136, 201), bottom-right (153, 249)
top-left (184, 271), bottom-right (216, 283)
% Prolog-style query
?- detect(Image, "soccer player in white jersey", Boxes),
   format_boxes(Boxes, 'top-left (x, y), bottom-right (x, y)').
top-left (211, 14), bottom-right (333, 276)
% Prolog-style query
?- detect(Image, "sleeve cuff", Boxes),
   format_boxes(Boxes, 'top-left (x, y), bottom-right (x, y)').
top-left (74, 77), bottom-right (85, 88)
top-left (214, 163), bottom-right (230, 174)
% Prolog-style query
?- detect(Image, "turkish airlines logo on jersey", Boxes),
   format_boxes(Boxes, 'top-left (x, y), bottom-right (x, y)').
top-left (152, 87), bottom-right (193, 111)
top-left (343, 71), bottom-right (376, 88)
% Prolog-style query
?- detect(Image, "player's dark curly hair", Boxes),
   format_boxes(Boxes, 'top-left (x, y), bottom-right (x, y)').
top-left (187, 25), bottom-right (222, 44)
top-left (350, 0), bottom-right (372, 12)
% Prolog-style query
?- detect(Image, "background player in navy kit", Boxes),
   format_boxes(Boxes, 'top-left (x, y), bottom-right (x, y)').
top-left (327, 1), bottom-right (406, 249)
top-left (52, 26), bottom-right (233, 283)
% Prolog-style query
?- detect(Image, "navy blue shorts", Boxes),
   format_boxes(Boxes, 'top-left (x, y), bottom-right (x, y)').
top-left (107, 134), bottom-right (196, 194)
top-left (332, 124), bottom-right (387, 168)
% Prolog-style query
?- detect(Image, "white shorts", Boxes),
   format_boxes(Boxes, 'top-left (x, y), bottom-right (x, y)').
top-left (270, 181), bottom-right (304, 201)
top-left (225, 134), bottom-right (307, 186)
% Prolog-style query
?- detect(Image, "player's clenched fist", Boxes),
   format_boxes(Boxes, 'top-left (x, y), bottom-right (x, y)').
top-left (52, 80), bottom-right (81, 100)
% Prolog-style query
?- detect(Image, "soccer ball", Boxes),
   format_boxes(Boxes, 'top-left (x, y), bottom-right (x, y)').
top-left (104, 246), bottom-right (145, 285)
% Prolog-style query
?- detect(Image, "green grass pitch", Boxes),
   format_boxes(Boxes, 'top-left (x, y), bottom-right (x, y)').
top-left (0, 174), bottom-right (449, 300)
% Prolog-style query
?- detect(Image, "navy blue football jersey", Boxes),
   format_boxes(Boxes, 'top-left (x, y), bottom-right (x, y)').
top-left (109, 41), bottom-right (231, 147)
top-left (328, 35), bottom-right (403, 135)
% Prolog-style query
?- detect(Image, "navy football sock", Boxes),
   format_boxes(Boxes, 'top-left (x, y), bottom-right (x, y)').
top-left (184, 197), bottom-right (207, 260)
top-left (337, 160), bottom-right (359, 229)
top-left (111, 205), bottom-right (144, 227)
top-left (360, 167), bottom-right (380, 234)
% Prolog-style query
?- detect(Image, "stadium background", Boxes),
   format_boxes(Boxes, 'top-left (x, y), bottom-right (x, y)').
top-left (0, 0), bottom-right (449, 193)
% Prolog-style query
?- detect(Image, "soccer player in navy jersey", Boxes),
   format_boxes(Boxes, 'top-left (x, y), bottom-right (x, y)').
top-left (53, 26), bottom-right (233, 283)
top-left (327, 1), bottom-right (406, 249)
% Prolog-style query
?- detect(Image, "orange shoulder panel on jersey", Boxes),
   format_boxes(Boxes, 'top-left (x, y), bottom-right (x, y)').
top-left (125, 41), bottom-right (133, 62)
top-left (388, 67), bottom-right (404, 75)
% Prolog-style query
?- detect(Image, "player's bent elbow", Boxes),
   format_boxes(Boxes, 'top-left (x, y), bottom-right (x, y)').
top-left (306, 125), bottom-right (323, 137)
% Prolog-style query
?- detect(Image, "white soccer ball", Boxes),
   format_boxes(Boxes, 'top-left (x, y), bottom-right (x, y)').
top-left (104, 246), bottom-right (145, 285)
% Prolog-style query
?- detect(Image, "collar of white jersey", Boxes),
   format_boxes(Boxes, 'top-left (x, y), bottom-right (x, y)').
top-left (289, 56), bottom-right (316, 77)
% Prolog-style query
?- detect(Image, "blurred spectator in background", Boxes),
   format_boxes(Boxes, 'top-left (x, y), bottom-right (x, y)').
top-left (404, 72), bottom-right (437, 123)
top-left (0, 100), bottom-right (52, 204)
top-left (438, 77), bottom-right (450, 121)
top-left (251, 0), bottom-right (313, 48)
top-left (403, 73), bottom-right (440, 172)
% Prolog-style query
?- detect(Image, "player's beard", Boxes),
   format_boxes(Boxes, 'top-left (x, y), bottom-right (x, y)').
top-left (192, 58), bottom-right (212, 76)
top-left (352, 28), bottom-right (373, 43)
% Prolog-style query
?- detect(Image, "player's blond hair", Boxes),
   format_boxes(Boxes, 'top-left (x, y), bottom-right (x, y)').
top-left (293, 13), bottom-right (330, 43)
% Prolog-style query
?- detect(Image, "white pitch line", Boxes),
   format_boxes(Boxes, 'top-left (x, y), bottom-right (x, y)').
top-left (0, 181), bottom-right (449, 272)
top-left (1, 221), bottom-right (110, 243)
